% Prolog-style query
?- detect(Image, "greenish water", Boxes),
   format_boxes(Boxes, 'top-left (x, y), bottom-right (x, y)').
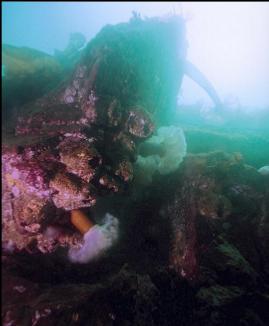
top-left (174, 105), bottom-right (269, 168)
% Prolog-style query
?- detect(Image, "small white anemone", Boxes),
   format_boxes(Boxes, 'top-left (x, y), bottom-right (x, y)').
top-left (68, 213), bottom-right (119, 263)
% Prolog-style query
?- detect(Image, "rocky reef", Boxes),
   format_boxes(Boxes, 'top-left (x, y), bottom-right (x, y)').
top-left (2, 15), bottom-right (269, 326)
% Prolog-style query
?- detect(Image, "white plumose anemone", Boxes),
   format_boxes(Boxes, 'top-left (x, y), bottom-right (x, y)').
top-left (258, 166), bottom-right (269, 176)
top-left (68, 213), bottom-right (119, 263)
top-left (134, 126), bottom-right (187, 184)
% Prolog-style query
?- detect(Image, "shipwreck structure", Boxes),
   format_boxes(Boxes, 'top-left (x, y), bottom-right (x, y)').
top-left (2, 15), bottom-right (268, 326)
top-left (2, 15), bottom-right (221, 255)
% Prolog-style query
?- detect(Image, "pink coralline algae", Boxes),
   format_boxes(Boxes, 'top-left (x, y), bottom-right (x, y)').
top-left (2, 136), bottom-right (98, 252)
top-left (6, 158), bottom-right (50, 198)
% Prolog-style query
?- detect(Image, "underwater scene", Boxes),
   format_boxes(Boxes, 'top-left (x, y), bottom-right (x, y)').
top-left (2, 2), bottom-right (269, 325)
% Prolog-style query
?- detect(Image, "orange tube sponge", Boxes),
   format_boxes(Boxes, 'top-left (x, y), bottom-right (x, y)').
top-left (70, 210), bottom-right (94, 234)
